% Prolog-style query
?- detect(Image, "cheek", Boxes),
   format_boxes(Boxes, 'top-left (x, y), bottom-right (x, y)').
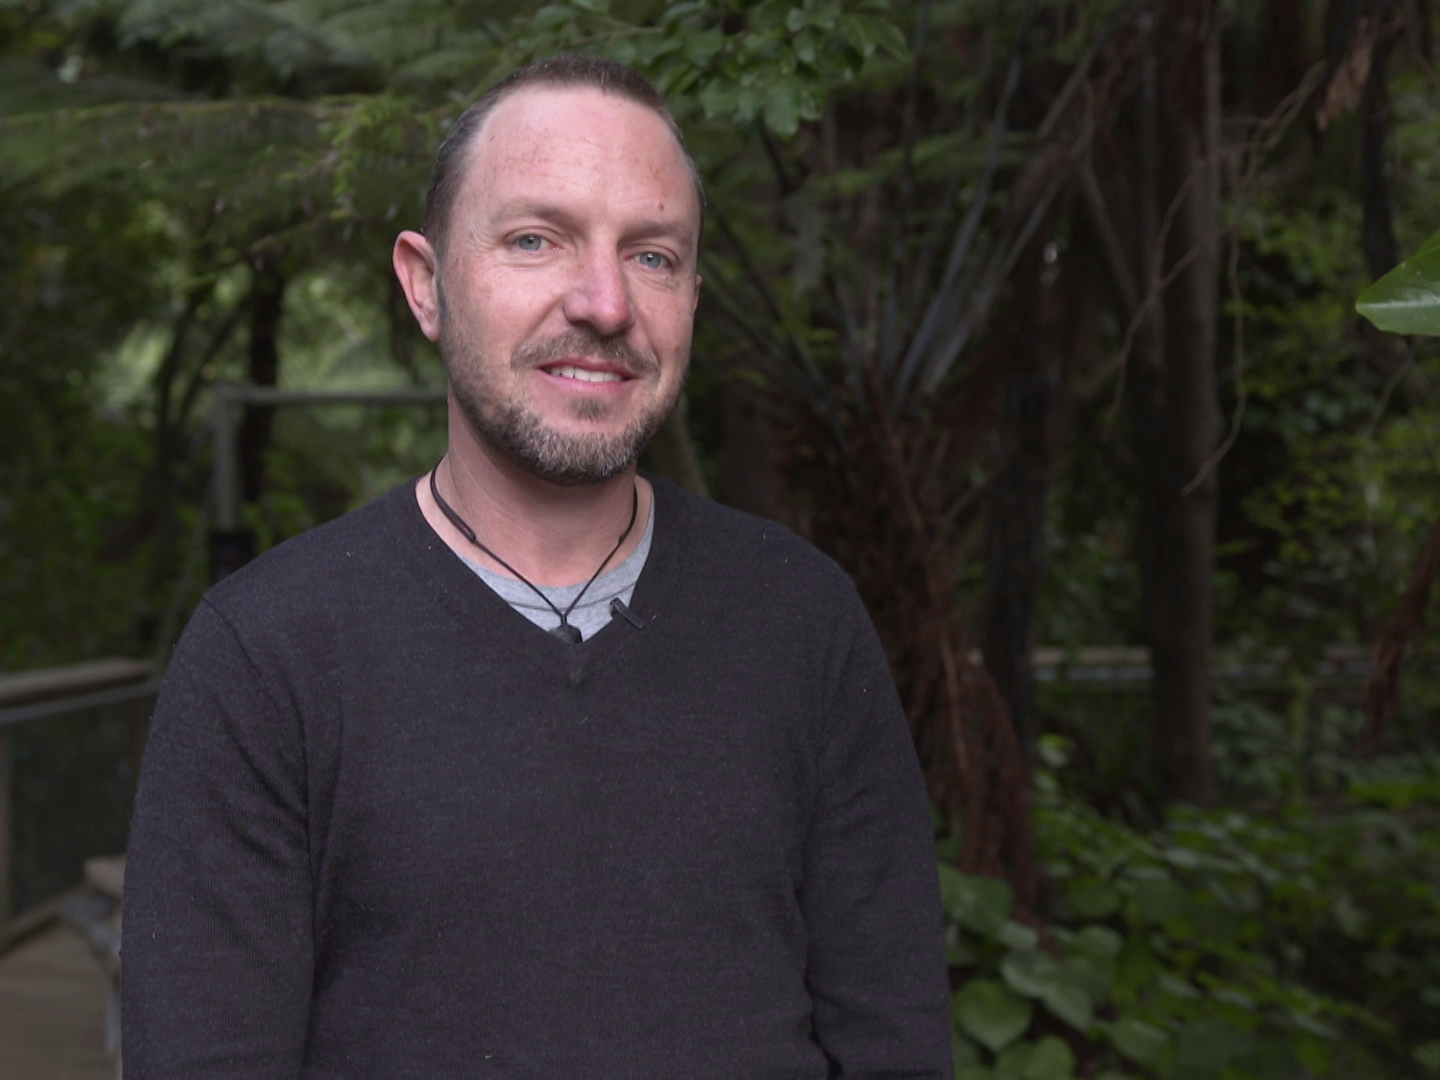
top-left (470, 265), bottom-right (563, 321)
top-left (644, 298), bottom-right (696, 357)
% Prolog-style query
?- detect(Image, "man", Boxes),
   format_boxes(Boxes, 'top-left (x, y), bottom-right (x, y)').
top-left (123, 55), bottom-right (952, 1078)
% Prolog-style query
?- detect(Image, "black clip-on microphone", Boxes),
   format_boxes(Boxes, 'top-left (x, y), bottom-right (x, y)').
top-left (609, 598), bottom-right (646, 630)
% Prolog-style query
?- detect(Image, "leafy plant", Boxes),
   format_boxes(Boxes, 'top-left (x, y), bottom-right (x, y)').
top-left (1357, 227), bottom-right (1440, 336)
top-left (938, 736), bottom-right (1440, 1078)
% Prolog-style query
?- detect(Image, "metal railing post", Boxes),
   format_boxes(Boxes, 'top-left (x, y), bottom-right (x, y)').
top-left (204, 383), bottom-right (446, 582)
top-left (211, 383), bottom-right (241, 534)
top-left (209, 384), bottom-right (255, 582)
top-left (0, 727), bottom-right (11, 953)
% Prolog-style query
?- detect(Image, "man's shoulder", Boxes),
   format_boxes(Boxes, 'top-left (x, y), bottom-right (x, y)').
top-left (658, 479), bottom-right (860, 604)
top-left (202, 481), bottom-right (419, 627)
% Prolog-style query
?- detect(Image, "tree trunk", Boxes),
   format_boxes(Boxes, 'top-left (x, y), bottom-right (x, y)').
top-left (239, 259), bottom-right (286, 504)
top-left (1128, 19), bottom-right (1171, 794)
top-left (717, 379), bottom-right (788, 522)
top-left (1361, 10), bottom-right (1399, 280)
top-left (1150, 0), bottom-right (1224, 804)
top-left (1255, 0), bottom-right (1312, 115)
top-left (982, 239), bottom-right (1060, 752)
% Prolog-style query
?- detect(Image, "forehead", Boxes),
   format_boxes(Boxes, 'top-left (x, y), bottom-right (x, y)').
top-left (458, 86), bottom-right (698, 228)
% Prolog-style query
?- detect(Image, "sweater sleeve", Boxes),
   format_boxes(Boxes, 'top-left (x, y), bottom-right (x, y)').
top-left (800, 603), bottom-right (954, 1079)
top-left (122, 598), bottom-right (312, 1078)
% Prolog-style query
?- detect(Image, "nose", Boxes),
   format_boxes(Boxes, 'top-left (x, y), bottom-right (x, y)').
top-left (562, 247), bottom-right (635, 337)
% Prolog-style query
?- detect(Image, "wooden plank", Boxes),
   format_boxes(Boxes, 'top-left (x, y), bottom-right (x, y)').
top-left (0, 923), bottom-right (114, 1079)
top-left (83, 858), bottom-right (125, 903)
top-left (4, 887), bottom-right (89, 953)
top-left (0, 728), bottom-right (9, 955)
top-left (0, 659), bottom-right (155, 710)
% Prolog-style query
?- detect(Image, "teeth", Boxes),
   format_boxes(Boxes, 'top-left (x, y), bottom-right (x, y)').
top-left (548, 365), bottom-right (622, 383)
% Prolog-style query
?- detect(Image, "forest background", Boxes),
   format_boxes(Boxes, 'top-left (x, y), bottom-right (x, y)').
top-left (2, 0), bottom-right (1439, 1077)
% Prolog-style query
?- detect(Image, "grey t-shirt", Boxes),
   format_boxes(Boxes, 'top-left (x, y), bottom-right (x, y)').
top-left (461, 497), bottom-right (654, 641)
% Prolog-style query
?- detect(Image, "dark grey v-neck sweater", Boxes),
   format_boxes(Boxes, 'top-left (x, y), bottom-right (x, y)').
top-left (122, 478), bottom-right (952, 1079)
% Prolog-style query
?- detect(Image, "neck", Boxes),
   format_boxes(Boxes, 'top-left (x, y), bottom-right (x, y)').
top-left (416, 399), bottom-right (652, 586)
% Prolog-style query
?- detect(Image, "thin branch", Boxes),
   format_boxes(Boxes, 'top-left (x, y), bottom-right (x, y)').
top-left (1101, 219), bottom-right (1206, 431)
top-left (901, 28), bottom-right (1003, 335)
top-left (153, 285), bottom-right (213, 437)
top-left (697, 262), bottom-right (792, 363)
top-left (709, 207), bottom-right (814, 373)
top-left (826, 270), bottom-right (866, 390)
top-left (1078, 164), bottom-right (1139, 316)
top-left (935, 465), bottom-right (997, 535)
top-left (175, 299), bottom-right (250, 432)
top-left (1104, 60), bottom-right (1325, 431)
top-left (891, 39), bottom-right (1028, 403)
top-left (1367, 344), bottom-right (1417, 440)
top-left (759, 128), bottom-right (798, 199)
top-left (881, 0), bottom-right (935, 370)
top-left (895, 3), bottom-right (1138, 405)
top-left (1182, 225), bottom-right (1245, 495)
top-left (917, 70), bottom-right (1108, 398)
top-left (1034, 5), bottom-right (1127, 143)
top-left (1401, 0), bottom-right (1440, 96)
top-left (1358, 515), bottom-right (1440, 755)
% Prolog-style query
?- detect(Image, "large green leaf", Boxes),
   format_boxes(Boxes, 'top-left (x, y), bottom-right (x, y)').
top-left (1129, 876), bottom-right (1189, 925)
top-left (1414, 1041), bottom-right (1440, 1072)
top-left (1062, 880), bottom-right (1121, 919)
top-left (998, 920), bottom-right (1040, 951)
top-left (1357, 228), bottom-right (1440, 335)
top-left (1069, 926), bottom-right (1124, 962)
top-left (1040, 982), bottom-right (1093, 1033)
top-left (995, 1036), bottom-right (1078, 1080)
top-left (1001, 949), bottom-right (1110, 1022)
top-left (939, 866), bottom-right (1014, 938)
top-left (953, 1031), bottom-right (981, 1069)
top-left (1056, 955), bottom-right (1114, 1005)
top-left (1111, 1016), bottom-right (1170, 1065)
top-left (954, 979), bottom-right (1034, 1054)
top-left (1022, 1036), bottom-right (1078, 1080)
top-left (1174, 1018), bottom-right (1244, 1078)
top-left (1000, 950), bottom-right (1058, 998)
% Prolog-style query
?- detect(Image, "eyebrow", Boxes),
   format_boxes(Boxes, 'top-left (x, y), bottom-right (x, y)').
top-left (486, 199), bottom-right (697, 250)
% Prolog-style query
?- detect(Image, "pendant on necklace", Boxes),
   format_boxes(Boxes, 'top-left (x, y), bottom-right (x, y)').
top-left (551, 623), bottom-right (583, 644)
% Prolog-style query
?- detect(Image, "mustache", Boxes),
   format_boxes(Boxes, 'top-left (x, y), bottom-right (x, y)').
top-left (511, 329), bottom-right (659, 378)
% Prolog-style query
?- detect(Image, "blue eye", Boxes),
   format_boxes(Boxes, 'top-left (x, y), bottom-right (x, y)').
top-left (516, 235), bottom-right (544, 252)
top-left (636, 252), bottom-right (667, 270)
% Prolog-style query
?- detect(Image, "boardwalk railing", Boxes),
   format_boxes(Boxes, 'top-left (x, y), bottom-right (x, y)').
top-left (0, 660), bottom-right (160, 955)
top-left (1017, 644), bottom-right (1373, 693)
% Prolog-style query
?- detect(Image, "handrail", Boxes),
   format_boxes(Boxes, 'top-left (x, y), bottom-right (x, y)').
top-left (0, 678), bottom-right (164, 729)
top-left (0, 658), bottom-right (154, 711)
top-left (0, 659), bottom-right (157, 954)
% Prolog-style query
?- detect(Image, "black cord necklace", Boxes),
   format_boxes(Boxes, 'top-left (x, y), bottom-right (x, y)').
top-left (428, 461), bottom-right (639, 644)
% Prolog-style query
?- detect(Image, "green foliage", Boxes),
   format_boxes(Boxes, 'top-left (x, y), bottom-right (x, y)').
top-left (939, 736), bottom-right (1440, 1078)
top-left (510, 0), bottom-right (907, 137)
top-left (1, 11), bottom-right (1438, 1072)
top-left (1357, 228), bottom-right (1440, 336)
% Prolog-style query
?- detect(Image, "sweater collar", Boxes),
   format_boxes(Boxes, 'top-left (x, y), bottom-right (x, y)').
top-left (390, 472), bottom-right (691, 682)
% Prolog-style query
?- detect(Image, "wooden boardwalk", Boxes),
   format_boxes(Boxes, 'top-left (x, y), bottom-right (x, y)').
top-left (0, 924), bottom-right (114, 1080)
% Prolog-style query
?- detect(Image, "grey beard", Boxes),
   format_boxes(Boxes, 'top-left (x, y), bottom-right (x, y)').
top-left (442, 323), bottom-right (684, 487)
top-left (452, 384), bottom-right (670, 486)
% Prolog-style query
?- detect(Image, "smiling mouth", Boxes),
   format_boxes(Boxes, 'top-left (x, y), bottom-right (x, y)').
top-left (542, 364), bottom-right (629, 384)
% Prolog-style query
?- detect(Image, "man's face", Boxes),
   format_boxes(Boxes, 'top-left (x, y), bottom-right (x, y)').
top-left (430, 86), bottom-right (701, 486)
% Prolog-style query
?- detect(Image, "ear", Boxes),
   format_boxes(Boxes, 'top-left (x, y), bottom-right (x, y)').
top-left (393, 230), bottom-right (442, 342)
top-left (692, 273), bottom-right (702, 313)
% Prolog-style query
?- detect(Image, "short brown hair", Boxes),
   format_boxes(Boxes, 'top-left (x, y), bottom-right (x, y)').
top-left (421, 54), bottom-right (705, 257)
